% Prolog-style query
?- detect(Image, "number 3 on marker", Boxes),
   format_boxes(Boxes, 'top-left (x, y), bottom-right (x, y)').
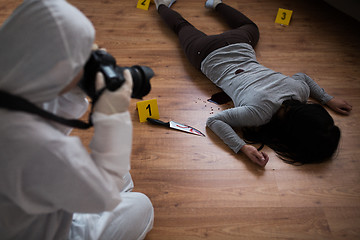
top-left (275, 8), bottom-right (293, 26)
top-left (137, 99), bottom-right (160, 122)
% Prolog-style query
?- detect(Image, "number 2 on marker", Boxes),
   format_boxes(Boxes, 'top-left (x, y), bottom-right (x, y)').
top-left (137, 0), bottom-right (150, 10)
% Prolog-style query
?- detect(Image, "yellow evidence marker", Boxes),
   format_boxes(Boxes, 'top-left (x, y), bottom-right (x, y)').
top-left (275, 8), bottom-right (293, 26)
top-left (136, 99), bottom-right (160, 122)
top-left (137, 0), bottom-right (151, 11)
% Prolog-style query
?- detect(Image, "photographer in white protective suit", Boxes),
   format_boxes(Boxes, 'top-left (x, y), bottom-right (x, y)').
top-left (0, 0), bottom-right (154, 239)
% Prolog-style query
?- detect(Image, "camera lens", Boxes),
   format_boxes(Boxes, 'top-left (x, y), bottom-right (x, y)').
top-left (116, 65), bottom-right (153, 99)
top-left (79, 50), bottom-right (154, 101)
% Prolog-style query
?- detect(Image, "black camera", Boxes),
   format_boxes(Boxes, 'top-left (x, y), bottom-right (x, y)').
top-left (79, 50), bottom-right (153, 101)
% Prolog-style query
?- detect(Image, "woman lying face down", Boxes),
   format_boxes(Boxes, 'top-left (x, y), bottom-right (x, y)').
top-left (154, 0), bottom-right (352, 167)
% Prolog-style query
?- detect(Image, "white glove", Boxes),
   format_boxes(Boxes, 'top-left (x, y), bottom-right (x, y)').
top-left (93, 69), bottom-right (133, 115)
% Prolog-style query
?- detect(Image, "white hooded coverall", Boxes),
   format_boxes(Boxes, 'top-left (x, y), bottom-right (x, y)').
top-left (0, 0), bottom-right (154, 239)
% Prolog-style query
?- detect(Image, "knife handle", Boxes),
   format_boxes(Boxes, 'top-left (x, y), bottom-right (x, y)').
top-left (147, 118), bottom-right (170, 127)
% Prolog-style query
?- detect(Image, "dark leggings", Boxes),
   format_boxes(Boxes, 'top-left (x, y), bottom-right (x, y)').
top-left (158, 3), bottom-right (259, 70)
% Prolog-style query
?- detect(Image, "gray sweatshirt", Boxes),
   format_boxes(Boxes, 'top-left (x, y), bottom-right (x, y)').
top-left (201, 43), bottom-right (333, 153)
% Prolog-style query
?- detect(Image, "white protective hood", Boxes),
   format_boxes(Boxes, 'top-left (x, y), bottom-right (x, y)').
top-left (0, 0), bottom-right (95, 105)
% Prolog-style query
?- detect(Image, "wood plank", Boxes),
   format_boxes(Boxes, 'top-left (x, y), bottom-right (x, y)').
top-left (1, 0), bottom-right (360, 239)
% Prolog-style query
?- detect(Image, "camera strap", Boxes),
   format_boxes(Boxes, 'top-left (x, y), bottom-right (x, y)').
top-left (0, 90), bottom-right (93, 129)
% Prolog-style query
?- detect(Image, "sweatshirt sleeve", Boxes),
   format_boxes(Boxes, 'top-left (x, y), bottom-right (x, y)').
top-left (89, 111), bottom-right (132, 191)
top-left (2, 112), bottom-right (134, 215)
top-left (292, 73), bottom-right (333, 104)
top-left (206, 106), bottom-right (271, 153)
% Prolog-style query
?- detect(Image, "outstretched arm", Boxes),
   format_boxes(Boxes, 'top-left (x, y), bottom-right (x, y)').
top-left (206, 106), bottom-right (270, 167)
top-left (292, 73), bottom-right (352, 115)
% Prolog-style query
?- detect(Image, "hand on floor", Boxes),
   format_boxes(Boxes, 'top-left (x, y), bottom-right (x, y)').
top-left (241, 144), bottom-right (269, 167)
top-left (326, 97), bottom-right (352, 115)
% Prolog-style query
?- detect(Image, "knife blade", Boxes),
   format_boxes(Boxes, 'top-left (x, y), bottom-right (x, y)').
top-left (147, 118), bottom-right (205, 137)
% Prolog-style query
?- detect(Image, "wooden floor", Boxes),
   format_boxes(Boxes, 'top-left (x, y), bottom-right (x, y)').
top-left (2, 0), bottom-right (360, 239)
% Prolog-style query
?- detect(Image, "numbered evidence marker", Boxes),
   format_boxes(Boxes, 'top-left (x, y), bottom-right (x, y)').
top-left (137, 99), bottom-right (160, 122)
top-left (275, 8), bottom-right (293, 26)
top-left (137, 0), bottom-right (151, 11)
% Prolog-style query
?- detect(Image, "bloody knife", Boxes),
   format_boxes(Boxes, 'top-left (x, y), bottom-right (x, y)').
top-left (147, 118), bottom-right (205, 137)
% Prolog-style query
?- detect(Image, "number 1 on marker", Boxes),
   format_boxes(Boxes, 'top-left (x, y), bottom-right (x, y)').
top-left (146, 104), bottom-right (152, 116)
top-left (136, 99), bottom-right (160, 122)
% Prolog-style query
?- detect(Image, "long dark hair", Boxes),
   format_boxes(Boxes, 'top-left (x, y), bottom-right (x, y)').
top-left (242, 100), bottom-right (341, 164)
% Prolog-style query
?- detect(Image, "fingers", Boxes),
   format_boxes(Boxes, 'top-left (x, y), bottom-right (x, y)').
top-left (328, 98), bottom-right (352, 115)
top-left (262, 152), bottom-right (269, 162)
top-left (342, 101), bottom-right (353, 113)
top-left (95, 72), bottom-right (105, 91)
top-left (95, 70), bottom-right (132, 94)
top-left (122, 69), bottom-right (133, 90)
top-left (241, 145), bottom-right (269, 168)
top-left (338, 108), bottom-right (351, 115)
top-left (260, 152), bottom-right (269, 166)
top-left (91, 43), bottom-right (107, 52)
top-left (92, 43), bottom-right (99, 51)
top-left (254, 152), bottom-right (269, 167)
top-left (251, 149), bottom-right (269, 167)
top-left (336, 102), bottom-right (352, 115)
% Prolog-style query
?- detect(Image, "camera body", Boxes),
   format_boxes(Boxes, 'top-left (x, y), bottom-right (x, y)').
top-left (79, 50), bottom-right (153, 101)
